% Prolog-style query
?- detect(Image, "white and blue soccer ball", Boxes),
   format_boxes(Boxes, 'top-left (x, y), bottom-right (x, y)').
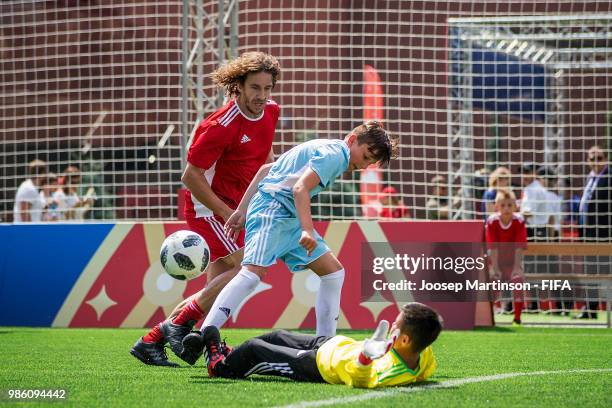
top-left (160, 230), bottom-right (210, 280)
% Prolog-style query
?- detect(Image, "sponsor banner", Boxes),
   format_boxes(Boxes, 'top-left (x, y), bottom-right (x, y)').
top-left (0, 221), bottom-right (484, 329)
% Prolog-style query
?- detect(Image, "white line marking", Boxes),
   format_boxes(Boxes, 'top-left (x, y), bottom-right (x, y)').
top-left (275, 368), bottom-right (612, 408)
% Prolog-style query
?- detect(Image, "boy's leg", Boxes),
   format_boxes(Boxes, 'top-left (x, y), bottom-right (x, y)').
top-left (169, 249), bottom-right (243, 319)
top-left (201, 264), bottom-right (266, 328)
top-left (307, 252), bottom-right (345, 337)
top-left (201, 197), bottom-right (289, 329)
top-left (168, 253), bottom-right (240, 318)
top-left (511, 275), bottom-right (525, 324)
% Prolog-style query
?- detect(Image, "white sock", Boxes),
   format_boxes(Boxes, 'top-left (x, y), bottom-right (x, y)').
top-left (315, 269), bottom-right (345, 337)
top-left (201, 268), bottom-right (261, 329)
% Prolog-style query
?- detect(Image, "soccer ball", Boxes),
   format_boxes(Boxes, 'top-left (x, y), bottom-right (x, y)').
top-left (160, 230), bottom-right (210, 280)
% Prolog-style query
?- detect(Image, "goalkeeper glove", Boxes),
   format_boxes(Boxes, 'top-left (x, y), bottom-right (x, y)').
top-left (358, 320), bottom-right (400, 366)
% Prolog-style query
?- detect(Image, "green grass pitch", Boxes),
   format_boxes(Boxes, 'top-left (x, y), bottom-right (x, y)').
top-left (0, 327), bottom-right (610, 407)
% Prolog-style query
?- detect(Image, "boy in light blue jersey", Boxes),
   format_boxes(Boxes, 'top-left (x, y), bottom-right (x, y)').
top-left (190, 121), bottom-right (397, 361)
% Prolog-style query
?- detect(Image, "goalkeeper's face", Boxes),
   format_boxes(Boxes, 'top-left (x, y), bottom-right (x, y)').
top-left (237, 71), bottom-right (274, 118)
top-left (390, 312), bottom-right (408, 350)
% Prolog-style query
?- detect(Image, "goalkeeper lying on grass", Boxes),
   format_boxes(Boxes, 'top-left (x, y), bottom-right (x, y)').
top-left (183, 302), bottom-right (442, 388)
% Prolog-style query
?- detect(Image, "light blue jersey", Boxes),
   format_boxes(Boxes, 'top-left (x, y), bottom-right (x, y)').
top-left (258, 139), bottom-right (350, 215)
top-left (242, 139), bottom-right (350, 271)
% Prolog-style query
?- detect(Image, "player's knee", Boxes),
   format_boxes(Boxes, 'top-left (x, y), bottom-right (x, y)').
top-left (243, 264), bottom-right (267, 280)
top-left (320, 268), bottom-right (345, 285)
top-left (260, 330), bottom-right (288, 343)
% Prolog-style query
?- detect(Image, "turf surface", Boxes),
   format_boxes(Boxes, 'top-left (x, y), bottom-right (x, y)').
top-left (0, 327), bottom-right (610, 407)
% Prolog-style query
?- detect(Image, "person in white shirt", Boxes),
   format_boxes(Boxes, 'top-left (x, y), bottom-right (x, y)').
top-left (518, 163), bottom-right (550, 313)
top-left (60, 165), bottom-right (95, 220)
top-left (13, 159), bottom-right (48, 223)
top-left (519, 163), bottom-right (549, 241)
top-left (41, 172), bottom-right (64, 221)
top-left (538, 167), bottom-right (562, 239)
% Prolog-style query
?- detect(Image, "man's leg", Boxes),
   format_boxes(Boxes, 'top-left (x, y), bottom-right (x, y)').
top-left (160, 251), bottom-right (244, 362)
top-left (204, 326), bottom-right (325, 382)
top-left (307, 252), bottom-right (345, 337)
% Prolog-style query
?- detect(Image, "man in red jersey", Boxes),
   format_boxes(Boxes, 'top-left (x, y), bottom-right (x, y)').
top-left (130, 52), bottom-right (281, 367)
top-left (486, 189), bottom-right (528, 326)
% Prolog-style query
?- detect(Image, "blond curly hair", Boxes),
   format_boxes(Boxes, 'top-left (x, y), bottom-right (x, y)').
top-left (212, 52), bottom-right (281, 98)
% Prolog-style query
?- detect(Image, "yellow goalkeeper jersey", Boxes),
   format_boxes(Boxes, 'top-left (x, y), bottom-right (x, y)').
top-left (315, 335), bottom-right (436, 388)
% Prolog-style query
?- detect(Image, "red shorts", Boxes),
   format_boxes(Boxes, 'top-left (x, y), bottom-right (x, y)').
top-left (186, 215), bottom-right (245, 262)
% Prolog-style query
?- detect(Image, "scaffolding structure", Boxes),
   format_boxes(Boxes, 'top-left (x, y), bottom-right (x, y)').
top-left (181, 0), bottom-right (239, 168)
top-left (448, 14), bottom-right (612, 219)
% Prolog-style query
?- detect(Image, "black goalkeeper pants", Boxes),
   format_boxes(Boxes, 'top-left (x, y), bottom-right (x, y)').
top-left (215, 330), bottom-right (331, 382)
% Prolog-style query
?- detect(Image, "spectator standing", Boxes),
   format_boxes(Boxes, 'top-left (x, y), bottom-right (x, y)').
top-left (519, 163), bottom-right (549, 241)
top-left (485, 189), bottom-right (528, 325)
top-left (425, 175), bottom-right (450, 220)
top-left (482, 167), bottom-right (511, 220)
top-left (558, 178), bottom-right (581, 236)
top-left (13, 159), bottom-right (48, 223)
top-left (576, 145), bottom-right (611, 319)
top-left (379, 186), bottom-right (410, 219)
top-left (59, 166), bottom-right (94, 220)
top-left (579, 146), bottom-right (611, 241)
top-left (42, 172), bottom-right (63, 221)
top-left (538, 167), bottom-right (562, 240)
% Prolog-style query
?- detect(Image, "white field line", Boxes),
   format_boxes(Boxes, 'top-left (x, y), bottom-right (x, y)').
top-left (276, 368), bottom-right (612, 408)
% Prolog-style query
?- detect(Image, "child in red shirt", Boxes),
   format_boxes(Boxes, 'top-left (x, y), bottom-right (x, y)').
top-left (485, 189), bottom-right (528, 325)
top-left (379, 186), bottom-right (410, 219)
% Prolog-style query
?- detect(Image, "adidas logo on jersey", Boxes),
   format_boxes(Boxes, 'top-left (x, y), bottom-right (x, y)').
top-left (240, 134), bottom-right (251, 144)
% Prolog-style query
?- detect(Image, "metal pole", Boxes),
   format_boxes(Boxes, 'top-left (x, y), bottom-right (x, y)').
top-left (230, 0), bottom-right (238, 58)
top-left (196, 0), bottom-right (204, 114)
top-left (181, 0), bottom-right (190, 170)
top-left (217, 0), bottom-right (226, 107)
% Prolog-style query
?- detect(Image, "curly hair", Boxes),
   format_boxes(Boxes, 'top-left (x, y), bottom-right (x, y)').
top-left (352, 120), bottom-right (399, 168)
top-left (212, 52), bottom-right (281, 98)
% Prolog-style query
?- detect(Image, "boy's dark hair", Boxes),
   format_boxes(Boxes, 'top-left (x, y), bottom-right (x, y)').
top-left (352, 120), bottom-right (399, 168)
top-left (400, 302), bottom-right (443, 352)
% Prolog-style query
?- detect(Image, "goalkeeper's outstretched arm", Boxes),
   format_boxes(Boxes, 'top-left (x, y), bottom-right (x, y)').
top-left (336, 320), bottom-right (398, 389)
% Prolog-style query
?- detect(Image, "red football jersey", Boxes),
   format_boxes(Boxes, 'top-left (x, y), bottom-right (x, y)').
top-left (185, 99), bottom-right (280, 218)
top-left (485, 213), bottom-right (528, 272)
